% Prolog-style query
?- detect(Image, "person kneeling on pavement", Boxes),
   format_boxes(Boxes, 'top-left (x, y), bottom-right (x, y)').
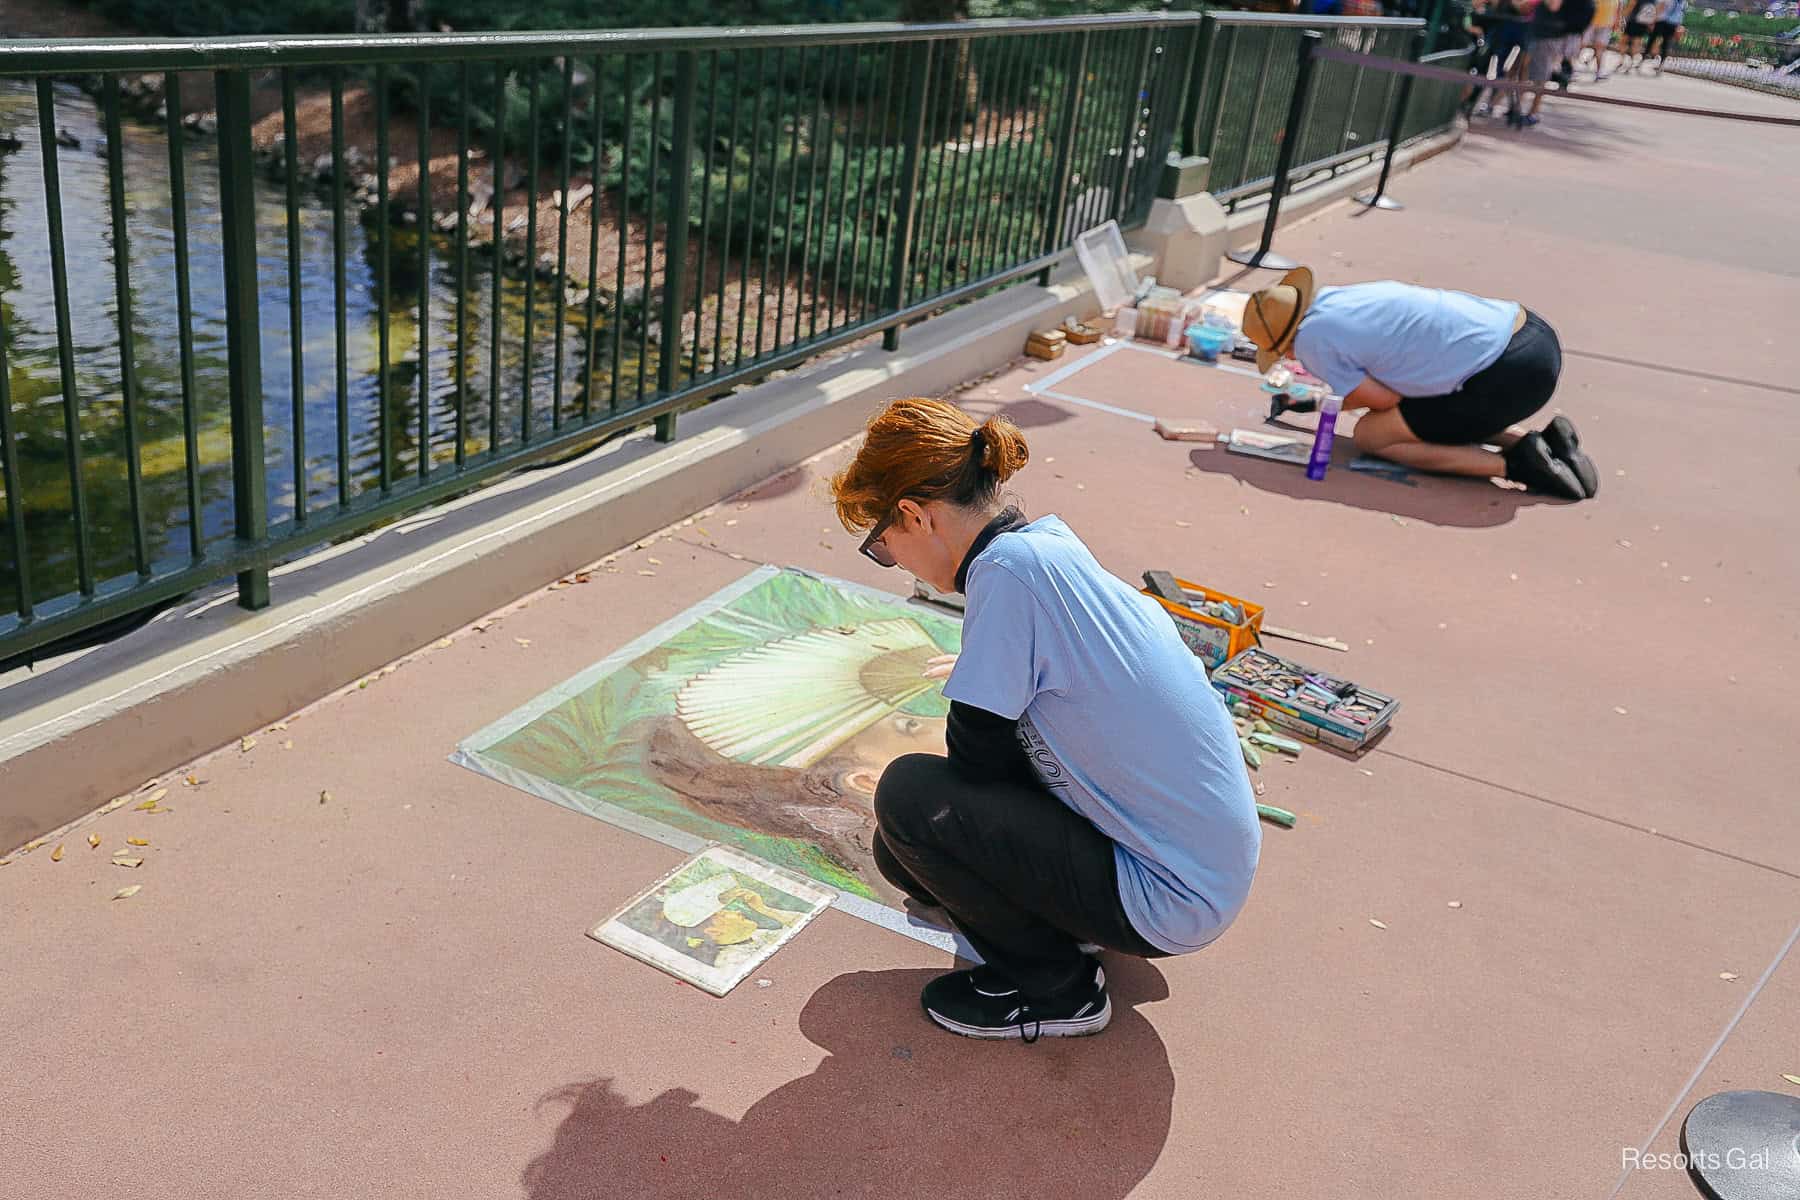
top-left (1242, 267), bottom-right (1598, 500)
top-left (831, 397), bottom-right (1262, 1042)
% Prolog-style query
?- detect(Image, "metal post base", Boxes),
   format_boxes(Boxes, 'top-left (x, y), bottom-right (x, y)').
top-left (1226, 247), bottom-right (1300, 271)
top-left (1354, 191), bottom-right (1405, 211)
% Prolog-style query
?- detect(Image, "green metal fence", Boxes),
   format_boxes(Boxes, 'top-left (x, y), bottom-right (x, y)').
top-left (0, 12), bottom-right (1468, 666)
top-left (1398, 46), bottom-right (1477, 141)
top-left (1183, 10), bottom-right (1427, 208)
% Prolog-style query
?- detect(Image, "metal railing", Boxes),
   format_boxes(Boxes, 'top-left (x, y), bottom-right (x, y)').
top-left (1183, 10), bottom-right (1427, 208)
top-left (0, 12), bottom-right (1470, 665)
top-left (0, 14), bottom-right (1199, 663)
top-left (1660, 32), bottom-right (1800, 98)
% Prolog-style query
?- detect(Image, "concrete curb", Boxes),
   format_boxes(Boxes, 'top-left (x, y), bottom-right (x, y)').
top-left (0, 268), bottom-right (1099, 849)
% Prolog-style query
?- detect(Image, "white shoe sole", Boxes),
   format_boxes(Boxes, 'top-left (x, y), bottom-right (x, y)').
top-left (926, 993), bottom-right (1113, 1040)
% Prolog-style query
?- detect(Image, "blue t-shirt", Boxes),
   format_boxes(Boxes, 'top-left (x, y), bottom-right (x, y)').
top-left (1292, 281), bottom-right (1521, 400)
top-left (943, 516), bottom-right (1262, 953)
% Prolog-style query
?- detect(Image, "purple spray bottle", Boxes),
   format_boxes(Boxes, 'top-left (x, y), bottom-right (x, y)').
top-left (1305, 390), bottom-right (1342, 482)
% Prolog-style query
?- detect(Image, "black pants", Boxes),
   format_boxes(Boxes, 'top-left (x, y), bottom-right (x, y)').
top-left (872, 753), bottom-right (1165, 999)
top-left (1396, 310), bottom-right (1562, 446)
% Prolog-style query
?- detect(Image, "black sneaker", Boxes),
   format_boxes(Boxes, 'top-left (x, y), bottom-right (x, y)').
top-left (1503, 432), bottom-right (1586, 500)
top-left (921, 961), bottom-right (1111, 1042)
top-left (1542, 415), bottom-right (1598, 498)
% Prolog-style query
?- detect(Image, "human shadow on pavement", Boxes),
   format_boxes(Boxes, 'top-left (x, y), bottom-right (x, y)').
top-left (522, 961), bottom-right (1176, 1200)
top-left (1186, 442), bottom-right (1568, 529)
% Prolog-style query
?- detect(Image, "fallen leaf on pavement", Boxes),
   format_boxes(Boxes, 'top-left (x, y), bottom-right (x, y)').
top-left (51, 844), bottom-right (64, 862)
top-left (436, 637), bottom-right (453, 648)
top-left (320, 790), bottom-right (332, 805)
top-left (127, 838), bottom-right (149, 847)
top-left (575, 572), bottom-right (592, 583)
top-left (1368, 918), bottom-right (1388, 930)
top-left (1782, 1074), bottom-right (1800, 1087)
top-left (283, 740), bottom-right (294, 751)
top-left (270, 722), bottom-right (288, 732)
top-left (23, 838), bottom-right (46, 852)
top-left (647, 557), bottom-right (662, 565)
top-left (638, 570), bottom-right (657, 577)
top-left (1175, 520), bottom-right (1191, 528)
top-left (1447, 901), bottom-right (1462, 909)
top-left (135, 799), bottom-right (160, 812)
top-left (112, 856), bottom-right (144, 869)
top-left (112, 885), bottom-right (142, 900)
top-left (725, 519), bottom-right (738, 527)
top-left (240, 737), bottom-right (257, 752)
top-left (88, 834), bottom-right (102, 849)
top-left (1718, 972), bottom-right (1738, 981)
top-left (183, 775), bottom-right (199, 787)
top-left (515, 638), bottom-right (532, 647)
top-left (146, 788), bottom-right (167, 804)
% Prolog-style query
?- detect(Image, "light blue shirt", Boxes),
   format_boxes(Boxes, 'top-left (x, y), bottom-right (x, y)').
top-left (943, 516), bottom-right (1262, 953)
top-left (1292, 281), bottom-right (1521, 399)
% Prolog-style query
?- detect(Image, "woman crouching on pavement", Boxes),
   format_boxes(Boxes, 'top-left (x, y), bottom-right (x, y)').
top-left (830, 397), bottom-right (1262, 1041)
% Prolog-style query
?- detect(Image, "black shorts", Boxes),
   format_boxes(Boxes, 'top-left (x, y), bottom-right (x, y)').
top-left (1646, 21), bottom-right (1678, 52)
top-left (1624, 19), bottom-right (1651, 38)
top-left (1396, 310), bottom-right (1561, 445)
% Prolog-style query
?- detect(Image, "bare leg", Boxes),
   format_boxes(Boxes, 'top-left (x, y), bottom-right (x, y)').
top-left (1353, 408), bottom-right (1506, 479)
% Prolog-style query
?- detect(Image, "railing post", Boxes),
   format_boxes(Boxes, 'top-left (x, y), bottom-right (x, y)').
top-left (1039, 31), bottom-right (1090, 286)
top-left (1109, 27), bottom-right (1158, 223)
top-left (1226, 29), bottom-right (1320, 273)
top-left (1181, 15), bottom-right (1217, 160)
top-left (656, 51), bottom-right (700, 443)
top-left (1356, 27), bottom-right (1426, 211)
top-left (215, 70), bottom-right (270, 611)
top-left (883, 40), bottom-right (934, 353)
top-left (1423, 0), bottom-right (1447, 55)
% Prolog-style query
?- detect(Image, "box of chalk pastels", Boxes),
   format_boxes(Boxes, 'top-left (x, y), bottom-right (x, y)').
top-left (1139, 572), bottom-right (1263, 670)
top-left (1210, 646), bottom-right (1399, 753)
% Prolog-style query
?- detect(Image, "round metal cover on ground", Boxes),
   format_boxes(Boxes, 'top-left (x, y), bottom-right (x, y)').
top-left (1678, 1090), bottom-right (1800, 1200)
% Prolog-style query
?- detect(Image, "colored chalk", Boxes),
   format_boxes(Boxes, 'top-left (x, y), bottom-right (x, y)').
top-left (1255, 804), bottom-right (1297, 828)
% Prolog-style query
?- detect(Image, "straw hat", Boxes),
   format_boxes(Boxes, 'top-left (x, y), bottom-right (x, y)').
top-left (1241, 266), bottom-right (1317, 374)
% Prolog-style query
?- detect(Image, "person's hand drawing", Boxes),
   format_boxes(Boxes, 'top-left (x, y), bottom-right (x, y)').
top-left (923, 654), bottom-right (958, 681)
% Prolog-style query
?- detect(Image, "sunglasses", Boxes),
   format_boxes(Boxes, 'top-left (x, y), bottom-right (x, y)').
top-left (859, 508), bottom-right (899, 568)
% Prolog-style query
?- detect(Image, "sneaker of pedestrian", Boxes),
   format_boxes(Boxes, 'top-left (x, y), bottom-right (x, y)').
top-left (1503, 432), bottom-right (1586, 499)
top-left (921, 960), bottom-right (1111, 1042)
top-left (1542, 414), bottom-right (1598, 498)
top-left (1523, 113), bottom-right (1541, 126)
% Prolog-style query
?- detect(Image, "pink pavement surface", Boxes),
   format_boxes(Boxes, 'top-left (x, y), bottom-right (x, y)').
top-left (4, 68), bottom-right (1797, 1200)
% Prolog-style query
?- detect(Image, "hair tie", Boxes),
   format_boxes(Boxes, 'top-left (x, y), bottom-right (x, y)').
top-left (970, 428), bottom-right (985, 457)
